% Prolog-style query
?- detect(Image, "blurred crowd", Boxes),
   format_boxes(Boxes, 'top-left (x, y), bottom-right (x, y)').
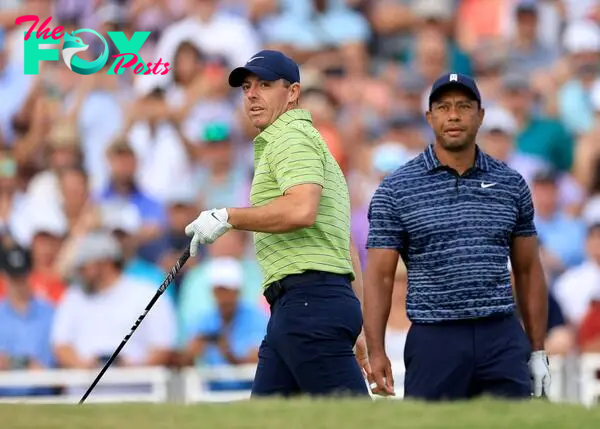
top-left (1, 0), bottom-right (600, 397)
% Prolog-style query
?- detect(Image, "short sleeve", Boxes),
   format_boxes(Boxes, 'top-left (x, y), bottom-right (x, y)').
top-left (366, 178), bottom-right (406, 252)
top-left (269, 130), bottom-right (325, 193)
top-left (50, 291), bottom-right (78, 346)
top-left (513, 175), bottom-right (537, 237)
top-left (193, 312), bottom-right (221, 339)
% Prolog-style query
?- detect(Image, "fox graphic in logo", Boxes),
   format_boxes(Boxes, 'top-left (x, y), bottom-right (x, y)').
top-left (62, 30), bottom-right (108, 75)
top-left (17, 15), bottom-right (171, 75)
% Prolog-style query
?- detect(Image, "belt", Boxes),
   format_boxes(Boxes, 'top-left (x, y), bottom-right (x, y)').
top-left (263, 270), bottom-right (351, 306)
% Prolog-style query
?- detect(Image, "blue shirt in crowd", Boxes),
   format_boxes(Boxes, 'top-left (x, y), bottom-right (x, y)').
top-left (0, 298), bottom-right (55, 397)
top-left (192, 302), bottom-right (267, 391)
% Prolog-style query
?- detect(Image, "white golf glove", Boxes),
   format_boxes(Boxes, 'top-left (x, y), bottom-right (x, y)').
top-left (184, 208), bottom-right (232, 256)
top-left (528, 350), bottom-right (551, 398)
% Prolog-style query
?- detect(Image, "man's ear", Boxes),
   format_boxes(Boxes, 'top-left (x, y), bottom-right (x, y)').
top-left (289, 83), bottom-right (301, 104)
top-left (478, 107), bottom-right (485, 129)
top-left (425, 110), bottom-right (433, 129)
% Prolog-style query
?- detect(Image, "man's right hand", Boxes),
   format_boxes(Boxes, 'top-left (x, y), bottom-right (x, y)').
top-left (367, 349), bottom-right (395, 396)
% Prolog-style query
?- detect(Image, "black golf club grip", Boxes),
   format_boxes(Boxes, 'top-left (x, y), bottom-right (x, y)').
top-left (78, 245), bottom-right (191, 404)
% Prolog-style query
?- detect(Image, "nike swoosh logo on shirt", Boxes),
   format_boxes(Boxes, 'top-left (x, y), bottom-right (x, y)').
top-left (480, 182), bottom-right (496, 188)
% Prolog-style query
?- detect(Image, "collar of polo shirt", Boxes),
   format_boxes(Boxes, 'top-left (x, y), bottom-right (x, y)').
top-left (422, 144), bottom-right (490, 172)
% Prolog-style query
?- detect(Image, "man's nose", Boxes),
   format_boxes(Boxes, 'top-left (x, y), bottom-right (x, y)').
top-left (245, 85), bottom-right (258, 99)
top-left (447, 106), bottom-right (461, 120)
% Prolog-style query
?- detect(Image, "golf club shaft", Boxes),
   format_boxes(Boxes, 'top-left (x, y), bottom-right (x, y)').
top-left (78, 246), bottom-right (191, 404)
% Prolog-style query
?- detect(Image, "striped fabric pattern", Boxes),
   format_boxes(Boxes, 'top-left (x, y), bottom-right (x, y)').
top-left (367, 144), bottom-right (537, 323)
top-left (250, 109), bottom-right (354, 289)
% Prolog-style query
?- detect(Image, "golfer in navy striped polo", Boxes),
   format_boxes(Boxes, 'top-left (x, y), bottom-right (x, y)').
top-left (363, 73), bottom-right (551, 401)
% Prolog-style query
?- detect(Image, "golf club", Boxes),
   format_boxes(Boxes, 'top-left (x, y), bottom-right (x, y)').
top-left (78, 245), bottom-right (191, 404)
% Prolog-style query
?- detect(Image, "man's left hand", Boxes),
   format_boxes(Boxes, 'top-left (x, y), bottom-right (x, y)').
top-left (185, 208), bottom-right (232, 256)
top-left (529, 350), bottom-right (551, 398)
top-left (354, 333), bottom-right (372, 381)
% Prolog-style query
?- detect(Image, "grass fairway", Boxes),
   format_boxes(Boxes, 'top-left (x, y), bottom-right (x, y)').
top-left (1, 398), bottom-right (599, 429)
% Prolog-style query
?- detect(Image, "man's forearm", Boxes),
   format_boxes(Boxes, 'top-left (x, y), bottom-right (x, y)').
top-left (143, 349), bottom-right (172, 366)
top-left (227, 195), bottom-right (315, 233)
top-left (363, 272), bottom-right (394, 354)
top-left (54, 345), bottom-right (88, 369)
top-left (514, 263), bottom-right (548, 351)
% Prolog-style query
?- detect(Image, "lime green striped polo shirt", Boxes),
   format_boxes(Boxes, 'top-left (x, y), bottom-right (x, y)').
top-left (250, 109), bottom-right (355, 288)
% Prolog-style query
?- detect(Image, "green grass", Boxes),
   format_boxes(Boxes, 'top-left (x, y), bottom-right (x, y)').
top-left (1, 398), bottom-right (599, 429)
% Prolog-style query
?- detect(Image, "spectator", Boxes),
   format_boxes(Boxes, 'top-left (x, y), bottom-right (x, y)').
top-left (26, 120), bottom-right (83, 208)
top-left (259, 0), bottom-right (371, 76)
top-left (573, 78), bottom-right (600, 190)
top-left (0, 23), bottom-right (35, 147)
top-left (97, 138), bottom-right (166, 249)
top-left (499, 72), bottom-right (575, 173)
top-left (177, 229), bottom-right (263, 344)
top-left (0, 149), bottom-right (31, 248)
top-left (407, 0), bottom-right (473, 76)
top-left (143, 187), bottom-right (203, 271)
top-left (51, 231), bottom-right (176, 394)
top-left (531, 168), bottom-right (587, 280)
top-left (557, 20), bottom-right (600, 136)
top-left (298, 83), bottom-right (348, 173)
top-left (124, 79), bottom-right (194, 205)
top-left (554, 223), bottom-right (600, 330)
top-left (57, 166), bottom-right (93, 232)
top-left (480, 105), bottom-right (584, 215)
top-left (70, 65), bottom-right (125, 194)
top-left (21, 208), bottom-right (68, 304)
top-left (179, 257), bottom-right (267, 391)
top-left (195, 122), bottom-right (252, 210)
top-left (0, 242), bottom-right (55, 397)
top-left (99, 199), bottom-right (172, 303)
top-left (545, 289), bottom-right (575, 357)
top-left (578, 290), bottom-right (600, 353)
top-left (155, 0), bottom-right (260, 72)
top-left (505, 0), bottom-right (559, 77)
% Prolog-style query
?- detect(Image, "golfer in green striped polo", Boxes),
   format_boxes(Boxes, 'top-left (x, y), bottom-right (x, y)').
top-left (185, 50), bottom-right (371, 397)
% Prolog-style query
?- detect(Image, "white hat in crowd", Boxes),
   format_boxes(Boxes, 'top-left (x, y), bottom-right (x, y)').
top-left (207, 257), bottom-right (243, 291)
top-left (73, 231), bottom-right (123, 268)
top-left (101, 200), bottom-right (142, 235)
top-left (480, 106), bottom-right (518, 136)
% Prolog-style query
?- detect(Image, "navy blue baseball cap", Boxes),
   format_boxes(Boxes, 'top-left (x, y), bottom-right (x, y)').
top-left (428, 73), bottom-right (482, 107)
top-left (228, 50), bottom-right (300, 88)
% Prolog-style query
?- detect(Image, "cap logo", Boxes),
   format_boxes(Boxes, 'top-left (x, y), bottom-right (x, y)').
top-left (449, 74), bottom-right (458, 82)
top-left (247, 56), bottom-right (264, 64)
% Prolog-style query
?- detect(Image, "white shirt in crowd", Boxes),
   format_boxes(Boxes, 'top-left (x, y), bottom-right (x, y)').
top-left (51, 275), bottom-right (176, 396)
top-left (127, 121), bottom-right (194, 204)
top-left (51, 275), bottom-right (176, 364)
top-left (154, 12), bottom-right (260, 70)
top-left (553, 260), bottom-right (600, 328)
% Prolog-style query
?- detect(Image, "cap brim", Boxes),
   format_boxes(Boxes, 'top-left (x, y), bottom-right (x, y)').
top-left (429, 83), bottom-right (479, 105)
top-left (228, 66), bottom-right (281, 87)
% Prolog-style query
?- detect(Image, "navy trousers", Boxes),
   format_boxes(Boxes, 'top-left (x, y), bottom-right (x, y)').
top-left (251, 271), bottom-right (369, 397)
top-left (404, 313), bottom-right (532, 401)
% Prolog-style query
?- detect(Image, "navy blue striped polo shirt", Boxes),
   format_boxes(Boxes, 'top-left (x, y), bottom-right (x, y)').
top-left (367, 144), bottom-right (537, 323)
